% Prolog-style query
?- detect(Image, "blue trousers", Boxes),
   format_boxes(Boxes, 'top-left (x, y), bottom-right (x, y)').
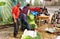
top-left (20, 13), bottom-right (30, 30)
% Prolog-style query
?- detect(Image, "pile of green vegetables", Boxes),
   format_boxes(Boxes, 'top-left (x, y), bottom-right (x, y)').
top-left (28, 13), bottom-right (37, 30)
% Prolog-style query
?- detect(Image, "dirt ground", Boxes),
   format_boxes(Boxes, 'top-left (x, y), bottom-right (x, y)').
top-left (0, 24), bottom-right (60, 39)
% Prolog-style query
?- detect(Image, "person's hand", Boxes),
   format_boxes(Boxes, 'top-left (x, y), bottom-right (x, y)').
top-left (14, 19), bottom-right (16, 23)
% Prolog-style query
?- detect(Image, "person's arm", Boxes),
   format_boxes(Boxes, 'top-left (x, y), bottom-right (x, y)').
top-left (12, 13), bottom-right (16, 23)
top-left (27, 10), bottom-right (30, 15)
top-left (12, 7), bottom-right (17, 23)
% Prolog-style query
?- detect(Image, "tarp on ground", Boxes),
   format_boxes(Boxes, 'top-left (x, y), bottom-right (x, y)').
top-left (0, 0), bottom-right (26, 25)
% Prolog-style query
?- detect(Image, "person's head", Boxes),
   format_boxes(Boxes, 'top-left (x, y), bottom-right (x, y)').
top-left (17, 2), bottom-right (22, 7)
top-left (44, 6), bottom-right (47, 9)
top-left (26, 4), bottom-right (30, 9)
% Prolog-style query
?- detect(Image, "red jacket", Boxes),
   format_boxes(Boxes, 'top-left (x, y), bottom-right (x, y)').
top-left (30, 7), bottom-right (41, 12)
